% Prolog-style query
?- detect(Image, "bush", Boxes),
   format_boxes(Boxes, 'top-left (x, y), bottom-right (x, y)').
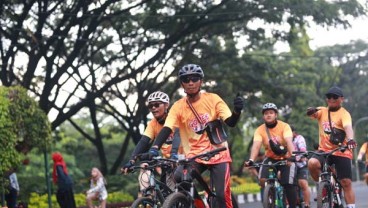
top-left (231, 183), bottom-right (261, 194)
top-left (28, 191), bottom-right (134, 208)
top-left (231, 176), bottom-right (261, 194)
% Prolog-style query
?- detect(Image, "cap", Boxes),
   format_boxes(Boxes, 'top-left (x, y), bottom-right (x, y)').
top-left (325, 86), bottom-right (343, 97)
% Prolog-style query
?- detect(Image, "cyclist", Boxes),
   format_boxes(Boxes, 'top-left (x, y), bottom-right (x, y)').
top-left (121, 91), bottom-right (181, 194)
top-left (244, 103), bottom-right (298, 208)
top-left (291, 125), bottom-right (311, 208)
top-left (357, 140), bottom-right (368, 185)
top-left (145, 64), bottom-right (244, 207)
top-left (306, 86), bottom-right (357, 208)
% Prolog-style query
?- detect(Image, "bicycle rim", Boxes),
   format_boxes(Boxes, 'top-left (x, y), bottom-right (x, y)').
top-left (131, 197), bottom-right (155, 208)
top-left (263, 184), bottom-right (276, 208)
top-left (317, 181), bottom-right (332, 208)
top-left (162, 192), bottom-right (191, 208)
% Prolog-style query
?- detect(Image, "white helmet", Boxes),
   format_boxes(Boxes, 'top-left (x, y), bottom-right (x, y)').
top-left (262, 103), bottom-right (278, 114)
top-left (147, 91), bottom-right (170, 104)
top-left (178, 64), bottom-right (204, 78)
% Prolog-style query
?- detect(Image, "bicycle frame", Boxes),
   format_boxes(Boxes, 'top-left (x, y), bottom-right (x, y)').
top-left (293, 146), bottom-right (347, 208)
top-left (251, 160), bottom-right (287, 208)
top-left (163, 147), bottom-right (228, 208)
top-left (129, 158), bottom-right (175, 207)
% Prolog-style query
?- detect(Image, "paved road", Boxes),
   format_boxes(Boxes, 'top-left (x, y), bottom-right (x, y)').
top-left (239, 181), bottom-right (368, 208)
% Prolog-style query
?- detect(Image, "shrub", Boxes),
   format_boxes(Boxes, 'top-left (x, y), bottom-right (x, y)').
top-left (28, 191), bottom-right (134, 208)
top-left (231, 182), bottom-right (261, 195)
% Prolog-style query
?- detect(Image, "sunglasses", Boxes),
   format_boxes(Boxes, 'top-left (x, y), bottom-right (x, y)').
top-left (180, 76), bottom-right (201, 84)
top-left (326, 94), bottom-right (340, 100)
top-left (148, 102), bottom-right (163, 109)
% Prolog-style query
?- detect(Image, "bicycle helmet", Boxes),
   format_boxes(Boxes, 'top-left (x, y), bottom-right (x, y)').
top-left (178, 64), bottom-right (204, 78)
top-left (147, 91), bottom-right (170, 104)
top-left (262, 103), bottom-right (278, 114)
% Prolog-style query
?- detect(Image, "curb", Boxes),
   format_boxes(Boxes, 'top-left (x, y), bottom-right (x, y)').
top-left (236, 186), bottom-right (317, 204)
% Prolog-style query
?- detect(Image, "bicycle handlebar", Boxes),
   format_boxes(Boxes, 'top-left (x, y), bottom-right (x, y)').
top-left (128, 157), bottom-right (177, 173)
top-left (178, 147), bottom-right (227, 164)
top-left (248, 160), bottom-right (288, 169)
top-left (292, 145), bottom-right (347, 158)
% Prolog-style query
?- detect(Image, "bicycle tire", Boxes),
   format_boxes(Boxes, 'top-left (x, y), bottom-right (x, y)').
top-left (263, 184), bottom-right (276, 208)
top-left (130, 197), bottom-right (155, 208)
top-left (317, 181), bottom-right (333, 208)
top-left (162, 192), bottom-right (191, 208)
top-left (231, 192), bottom-right (239, 208)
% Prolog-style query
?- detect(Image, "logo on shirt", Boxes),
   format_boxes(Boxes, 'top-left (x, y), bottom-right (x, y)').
top-left (322, 121), bottom-right (333, 134)
top-left (188, 113), bottom-right (210, 133)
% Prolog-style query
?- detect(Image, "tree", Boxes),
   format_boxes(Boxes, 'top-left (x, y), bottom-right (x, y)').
top-left (0, 85), bottom-right (51, 181)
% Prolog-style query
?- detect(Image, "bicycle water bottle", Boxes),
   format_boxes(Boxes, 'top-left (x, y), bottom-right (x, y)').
top-left (275, 182), bottom-right (283, 207)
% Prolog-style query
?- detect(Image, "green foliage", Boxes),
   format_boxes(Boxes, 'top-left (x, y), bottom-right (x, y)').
top-left (231, 176), bottom-right (261, 194)
top-left (27, 191), bottom-right (134, 208)
top-left (0, 86), bottom-right (52, 175)
top-left (231, 183), bottom-right (261, 195)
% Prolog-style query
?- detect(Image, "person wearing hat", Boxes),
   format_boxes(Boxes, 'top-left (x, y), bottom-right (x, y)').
top-left (306, 86), bottom-right (357, 208)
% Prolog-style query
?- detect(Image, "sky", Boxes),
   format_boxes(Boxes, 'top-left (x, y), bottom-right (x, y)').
top-left (308, 15), bottom-right (368, 50)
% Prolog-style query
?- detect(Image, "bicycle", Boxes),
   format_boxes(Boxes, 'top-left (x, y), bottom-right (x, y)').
top-left (162, 147), bottom-right (239, 208)
top-left (128, 156), bottom-right (176, 208)
top-left (293, 145), bottom-right (347, 208)
top-left (249, 160), bottom-right (288, 208)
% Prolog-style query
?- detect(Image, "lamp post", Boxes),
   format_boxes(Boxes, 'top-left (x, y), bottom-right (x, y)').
top-left (353, 116), bottom-right (368, 181)
top-left (44, 150), bottom-right (52, 208)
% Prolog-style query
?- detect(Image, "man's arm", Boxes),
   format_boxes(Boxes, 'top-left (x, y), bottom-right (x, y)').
top-left (249, 140), bottom-right (262, 161)
top-left (343, 124), bottom-right (354, 141)
top-left (130, 135), bottom-right (151, 160)
top-left (224, 111), bottom-right (240, 127)
top-left (151, 127), bottom-right (173, 149)
top-left (284, 136), bottom-right (295, 155)
top-left (170, 128), bottom-right (181, 155)
top-left (224, 93), bottom-right (244, 127)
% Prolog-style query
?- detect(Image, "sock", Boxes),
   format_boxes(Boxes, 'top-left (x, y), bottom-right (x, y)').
top-left (346, 204), bottom-right (355, 208)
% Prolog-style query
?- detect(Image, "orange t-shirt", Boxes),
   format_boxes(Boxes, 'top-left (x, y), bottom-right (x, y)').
top-left (253, 120), bottom-right (293, 160)
top-left (359, 142), bottom-right (368, 161)
top-left (313, 106), bottom-right (352, 159)
top-left (144, 119), bottom-right (182, 159)
top-left (164, 92), bottom-right (232, 164)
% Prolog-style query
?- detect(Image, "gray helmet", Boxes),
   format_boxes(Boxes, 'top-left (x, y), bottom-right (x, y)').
top-left (262, 103), bottom-right (278, 114)
top-left (178, 64), bottom-right (204, 78)
top-left (147, 91), bottom-right (170, 104)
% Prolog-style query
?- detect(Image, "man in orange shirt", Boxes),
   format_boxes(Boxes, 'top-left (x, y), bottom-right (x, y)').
top-left (357, 141), bottom-right (368, 185)
top-left (147, 64), bottom-right (244, 207)
top-left (121, 91), bottom-right (181, 193)
top-left (245, 103), bottom-right (298, 208)
top-left (307, 86), bottom-right (357, 208)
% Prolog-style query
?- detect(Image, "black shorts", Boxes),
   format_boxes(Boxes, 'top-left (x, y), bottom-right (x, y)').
top-left (296, 166), bottom-right (309, 180)
top-left (365, 165), bottom-right (368, 173)
top-left (310, 153), bottom-right (352, 180)
top-left (259, 157), bottom-right (297, 185)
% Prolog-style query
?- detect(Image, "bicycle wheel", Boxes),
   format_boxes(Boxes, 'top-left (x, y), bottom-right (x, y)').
top-left (263, 184), bottom-right (276, 208)
top-left (231, 192), bottom-right (239, 208)
top-left (131, 197), bottom-right (155, 208)
top-left (317, 181), bottom-right (333, 208)
top-left (162, 192), bottom-right (191, 208)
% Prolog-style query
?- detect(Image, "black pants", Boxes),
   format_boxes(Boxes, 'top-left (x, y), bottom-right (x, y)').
top-left (174, 162), bottom-right (233, 208)
top-left (56, 188), bottom-right (77, 208)
top-left (5, 188), bottom-right (18, 208)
